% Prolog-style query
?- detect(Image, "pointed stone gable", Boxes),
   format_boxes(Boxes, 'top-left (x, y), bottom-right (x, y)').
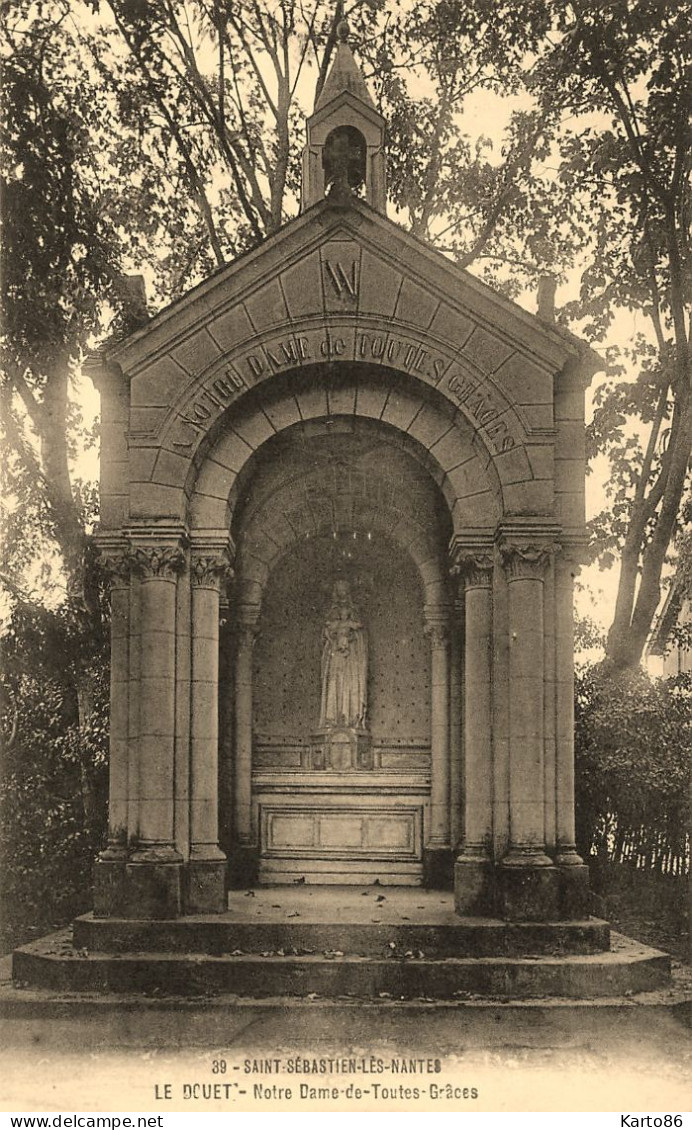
top-left (108, 200), bottom-right (596, 534)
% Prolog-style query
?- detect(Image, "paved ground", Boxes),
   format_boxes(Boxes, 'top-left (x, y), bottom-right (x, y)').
top-left (1, 954), bottom-right (691, 1112)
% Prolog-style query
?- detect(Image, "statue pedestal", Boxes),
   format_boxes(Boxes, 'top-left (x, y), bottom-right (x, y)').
top-left (310, 727), bottom-right (371, 771)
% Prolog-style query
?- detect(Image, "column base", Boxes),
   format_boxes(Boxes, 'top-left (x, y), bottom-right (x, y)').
top-left (558, 862), bottom-right (592, 918)
top-left (123, 862), bottom-right (183, 918)
top-left (185, 859), bottom-right (228, 913)
top-left (454, 854), bottom-right (495, 916)
top-left (94, 858), bottom-right (183, 919)
top-left (423, 847), bottom-right (453, 889)
top-left (497, 861), bottom-right (559, 921)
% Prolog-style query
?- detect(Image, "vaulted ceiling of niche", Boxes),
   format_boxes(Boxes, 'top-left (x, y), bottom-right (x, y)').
top-left (231, 418), bottom-right (452, 574)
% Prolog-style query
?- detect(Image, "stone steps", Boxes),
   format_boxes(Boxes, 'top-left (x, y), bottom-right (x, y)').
top-left (73, 913), bottom-right (610, 958)
top-left (13, 930), bottom-right (670, 1000)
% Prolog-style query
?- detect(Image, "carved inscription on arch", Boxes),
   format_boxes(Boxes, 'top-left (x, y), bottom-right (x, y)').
top-left (170, 324), bottom-right (519, 457)
top-left (446, 374), bottom-right (515, 454)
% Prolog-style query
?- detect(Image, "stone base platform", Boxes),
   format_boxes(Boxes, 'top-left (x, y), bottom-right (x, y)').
top-left (11, 888), bottom-right (671, 1002)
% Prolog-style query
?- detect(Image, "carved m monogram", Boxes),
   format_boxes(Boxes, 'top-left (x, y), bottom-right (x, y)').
top-left (324, 259), bottom-right (359, 300)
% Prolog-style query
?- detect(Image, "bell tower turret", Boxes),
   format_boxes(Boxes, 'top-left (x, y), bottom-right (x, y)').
top-left (302, 20), bottom-right (386, 213)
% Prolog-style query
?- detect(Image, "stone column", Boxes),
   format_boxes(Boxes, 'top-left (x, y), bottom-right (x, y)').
top-left (448, 588), bottom-right (464, 852)
top-left (498, 537), bottom-right (559, 920)
top-left (453, 553), bottom-right (495, 915)
top-left (424, 609), bottom-right (451, 887)
top-left (126, 538), bottom-right (185, 917)
top-left (188, 543), bottom-right (233, 912)
top-left (555, 550), bottom-right (590, 915)
top-left (93, 542), bottom-right (130, 916)
top-left (234, 603), bottom-right (260, 885)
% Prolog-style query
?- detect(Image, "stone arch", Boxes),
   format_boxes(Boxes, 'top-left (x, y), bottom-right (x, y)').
top-left (185, 363), bottom-right (509, 540)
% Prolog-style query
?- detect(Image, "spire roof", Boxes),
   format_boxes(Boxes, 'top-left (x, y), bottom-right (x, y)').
top-left (314, 20), bottom-right (375, 111)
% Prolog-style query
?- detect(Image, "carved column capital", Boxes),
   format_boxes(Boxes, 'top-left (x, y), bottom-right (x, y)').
top-left (424, 612), bottom-right (449, 648)
top-left (98, 549), bottom-right (132, 588)
top-left (453, 553), bottom-right (494, 589)
top-left (499, 540), bottom-right (559, 581)
top-left (130, 544), bottom-right (186, 581)
top-left (190, 552), bottom-right (234, 590)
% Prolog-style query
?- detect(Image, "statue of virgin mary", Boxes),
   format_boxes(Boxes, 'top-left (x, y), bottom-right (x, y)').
top-left (319, 580), bottom-right (367, 729)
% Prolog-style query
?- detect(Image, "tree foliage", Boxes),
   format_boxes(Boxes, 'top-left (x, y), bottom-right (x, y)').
top-left (0, 599), bottom-right (108, 944)
top-left (575, 663), bottom-right (691, 877)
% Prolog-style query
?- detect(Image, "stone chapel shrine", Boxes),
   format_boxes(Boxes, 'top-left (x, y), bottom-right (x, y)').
top-left (90, 24), bottom-right (601, 926)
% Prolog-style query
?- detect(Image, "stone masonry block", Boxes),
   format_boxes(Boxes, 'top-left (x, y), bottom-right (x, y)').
top-left (128, 449), bottom-right (157, 483)
top-left (445, 456), bottom-right (489, 500)
top-left (429, 426), bottom-right (463, 472)
top-left (131, 357), bottom-right (189, 408)
top-left (130, 482), bottom-right (185, 520)
top-left (554, 386), bottom-right (584, 422)
top-left (555, 458), bottom-right (585, 493)
top-left (461, 326), bottom-right (515, 375)
top-left (407, 403), bottom-right (454, 451)
top-left (494, 352), bottom-right (553, 406)
top-left (382, 388), bottom-right (422, 431)
top-left (244, 277), bottom-right (288, 331)
top-left (190, 493), bottom-right (228, 529)
top-left (354, 383), bottom-right (388, 419)
top-left (233, 409), bottom-right (275, 450)
top-left (101, 493), bottom-right (129, 529)
top-left (208, 304), bottom-right (255, 351)
top-left (394, 278), bottom-right (438, 330)
top-left (503, 479), bottom-right (554, 516)
top-left (152, 448), bottom-right (192, 489)
top-left (129, 406), bottom-right (167, 437)
top-left (492, 442), bottom-right (532, 484)
top-left (429, 304), bottom-right (474, 351)
top-left (556, 491), bottom-right (585, 527)
top-left (295, 384), bottom-right (328, 421)
top-left (193, 459), bottom-right (233, 501)
top-left (212, 429), bottom-right (254, 472)
top-left (452, 491), bottom-right (496, 529)
top-left (358, 250), bottom-right (401, 318)
top-left (100, 458), bottom-right (129, 499)
top-left (263, 393), bottom-right (302, 432)
top-left (280, 251), bottom-right (323, 320)
top-left (172, 328), bottom-right (221, 377)
top-left (522, 403), bottom-right (554, 431)
top-left (556, 420), bottom-right (586, 458)
top-left (326, 380), bottom-right (357, 417)
top-left (526, 444), bottom-right (554, 482)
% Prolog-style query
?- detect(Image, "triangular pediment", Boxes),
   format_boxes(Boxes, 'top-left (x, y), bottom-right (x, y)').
top-left (109, 199), bottom-right (595, 388)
